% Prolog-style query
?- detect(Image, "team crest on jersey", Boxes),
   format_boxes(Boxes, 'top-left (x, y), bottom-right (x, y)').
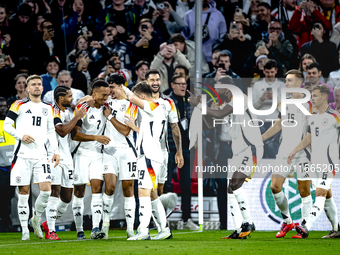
top-left (51, 175), bottom-right (55, 182)
top-left (104, 165), bottom-right (108, 172)
top-left (16, 176), bottom-right (21, 183)
top-left (161, 104), bottom-right (166, 111)
top-left (322, 118), bottom-right (328, 126)
top-left (120, 104), bottom-right (127, 112)
top-left (74, 174), bottom-right (79, 181)
top-left (311, 121), bottom-right (314, 125)
top-left (42, 108), bottom-right (48, 116)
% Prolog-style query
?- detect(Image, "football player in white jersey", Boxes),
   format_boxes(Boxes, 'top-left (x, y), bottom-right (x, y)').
top-left (120, 82), bottom-right (167, 240)
top-left (41, 85), bottom-right (87, 240)
top-left (100, 74), bottom-right (138, 239)
top-left (3, 75), bottom-right (60, 241)
top-left (288, 85), bottom-right (340, 238)
top-left (188, 76), bottom-right (264, 239)
top-left (262, 70), bottom-right (314, 238)
top-left (71, 79), bottom-right (111, 240)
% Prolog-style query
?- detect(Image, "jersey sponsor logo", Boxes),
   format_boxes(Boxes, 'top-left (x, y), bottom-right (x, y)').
top-left (89, 115), bottom-right (95, 119)
top-left (16, 176), bottom-right (21, 183)
top-left (260, 172), bottom-right (315, 224)
top-left (322, 118), bottom-right (328, 126)
top-left (42, 108), bottom-right (48, 116)
top-left (25, 109), bottom-right (32, 114)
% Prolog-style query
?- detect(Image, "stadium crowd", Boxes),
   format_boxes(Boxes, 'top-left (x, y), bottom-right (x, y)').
top-left (1, 0), bottom-right (340, 240)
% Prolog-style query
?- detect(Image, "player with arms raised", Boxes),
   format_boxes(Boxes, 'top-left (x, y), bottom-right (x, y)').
top-left (3, 75), bottom-right (60, 240)
top-left (262, 70), bottom-right (313, 238)
top-left (288, 85), bottom-right (340, 238)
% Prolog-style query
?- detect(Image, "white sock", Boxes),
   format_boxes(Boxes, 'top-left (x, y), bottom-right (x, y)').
top-left (124, 196), bottom-right (136, 231)
top-left (73, 196), bottom-right (84, 232)
top-left (139, 197), bottom-right (151, 233)
top-left (56, 199), bottom-right (69, 219)
top-left (35, 190), bottom-right (51, 218)
top-left (301, 195), bottom-right (313, 223)
top-left (91, 193), bottom-right (103, 229)
top-left (18, 194), bottom-right (29, 233)
top-left (151, 198), bottom-right (167, 231)
top-left (228, 193), bottom-right (243, 232)
top-left (102, 193), bottom-right (114, 225)
top-left (273, 191), bottom-right (292, 224)
top-left (305, 196), bottom-right (326, 230)
top-left (324, 197), bottom-right (339, 231)
top-left (46, 196), bottom-right (58, 232)
top-left (233, 187), bottom-right (251, 223)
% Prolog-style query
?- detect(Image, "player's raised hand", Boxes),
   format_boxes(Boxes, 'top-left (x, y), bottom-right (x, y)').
top-left (75, 107), bottom-right (86, 119)
top-left (22, 135), bottom-right (35, 144)
top-left (103, 106), bottom-right (112, 117)
top-left (124, 111), bottom-right (136, 129)
top-left (96, 135), bottom-right (111, 145)
top-left (52, 154), bottom-right (60, 168)
top-left (175, 150), bottom-right (184, 169)
top-left (287, 151), bottom-right (296, 164)
top-left (187, 88), bottom-right (201, 106)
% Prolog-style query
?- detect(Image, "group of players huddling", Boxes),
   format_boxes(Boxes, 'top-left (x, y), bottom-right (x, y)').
top-left (4, 68), bottom-right (340, 242)
top-left (4, 70), bottom-right (183, 241)
top-left (188, 69), bottom-right (340, 239)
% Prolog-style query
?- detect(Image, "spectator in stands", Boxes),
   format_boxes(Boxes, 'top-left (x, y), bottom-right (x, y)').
top-left (256, 20), bottom-right (293, 74)
top-left (15, 57), bottom-right (31, 75)
top-left (91, 22), bottom-right (129, 74)
top-left (204, 50), bottom-right (242, 90)
top-left (129, 60), bottom-right (149, 89)
top-left (96, 0), bottom-right (137, 43)
top-left (43, 70), bottom-right (85, 112)
top-left (154, 1), bottom-right (186, 36)
top-left (32, 15), bottom-right (45, 40)
top-left (330, 21), bottom-right (340, 49)
top-left (29, 19), bottom-right (66, 74)
top-left (252, 59), bottom-right (285, 158)
top-left (174, 65), bottom-right (190, 84)
top-left (71, 50), bottom-right (92, 94)
top-left (0, 54), bottom-right (15, 98)
top-left (271, 0), bottom-right (298, 26)
top-left (328, 50), bottom-right (340, 89)
top-left (170, 33), bottom-right (209, 80)
top-left (7, 74), bottom-right (28, 106)
top-left (0, 97), bottom-right (15, 232)
top-left (303, 62), bottom-right (334, 102)
top-left (62, 0), bottom-right (95, 52)
top-left (182, 0), bottom-right (227, 62)
top-left (98, 52), bottom-right (132, 87)
top-left (250, 2), bottom-right (273, 42)
top-left (41, 57), bottom-right (60, 98)
top-left (329, 85), bottom-right (340, 110)
top-left (0, 4), bottom-right (9, 28)
top-left (318, 0), bottom-right (339, 30)
top-left (300, 20), bottom-right (338, 77)
top-left (288, 0), bottom-right (331, 49)
top-left (243, 53), bottom-right (269, 88)
top-left (131, 18), bottom-right (163, 67)
top-left (49, 0), bottom-right (68, 39)
top-left (67, 35), bottom-right (90, 71)
top-left (164, 74), bottom-right (199, 230)
top-left (0, 27), bottom-right (15, 61)
top-left (298, 53), bottom-right (316, 77)
top-left (150, 42), bottom-right (191, 93)
top-left (125, 0), bottom-right (156, 21)
top-left (205, 48), bottom-right (221, 75)
top-left (213, 21), bottom-right (254, 77)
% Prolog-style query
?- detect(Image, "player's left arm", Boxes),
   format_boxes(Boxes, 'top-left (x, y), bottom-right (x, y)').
top-left (103, 105), bottom-right (131, 136)
top-left (122, 86), bottom-right (145, 109)
top-left (171, 122), bottom-right (184, 168)
top-left (47, 107), bottom-right (60, 167)
top-left (287, 132), bottom-right (311, 164)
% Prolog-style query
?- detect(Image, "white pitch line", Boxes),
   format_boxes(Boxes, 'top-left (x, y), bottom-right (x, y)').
top-left (0, 230), bottom-right (203, 247)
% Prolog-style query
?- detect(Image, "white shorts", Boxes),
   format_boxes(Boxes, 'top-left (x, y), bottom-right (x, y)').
top-left (137, 155), bottom-right (162, 190)
top-left (51, 161), bottom-right (74, 188)
top-left (230, 145), bottom-right (263, 177)
top-left (103, 147), bottom-right (137, 180)
top-left (158, 150), bottom-right (168, 184)
top-left (273, 156), bottom-right (313, 181)
top-left (10, 157), bottom-right (51, 186)
top-left (73, 154), bottom-right (103, 185)
top-left (315, 167), bottom-right (335, 190)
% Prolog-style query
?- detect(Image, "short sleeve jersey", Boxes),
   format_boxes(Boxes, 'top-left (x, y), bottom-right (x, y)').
top-left (136, 101), bottom-right (166, 163)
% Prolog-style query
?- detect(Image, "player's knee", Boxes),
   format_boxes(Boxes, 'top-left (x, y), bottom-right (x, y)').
top-left (105, 185), bottom-right (115, 196)
top-left (270, 183), bottom-right (282, 194)
top-left (229, 181), bottom-right (241, 191)
top-left (298, 186), bottom-right (310, 198)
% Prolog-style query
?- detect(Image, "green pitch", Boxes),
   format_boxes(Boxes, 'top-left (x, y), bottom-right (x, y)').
top-left (0, 230), bottom-right (339, 254)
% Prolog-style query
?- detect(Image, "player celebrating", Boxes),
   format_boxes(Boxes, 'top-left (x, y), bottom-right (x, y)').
top-left (262, 70), bottom-right (313, 238)
top-left (288, 85), bottom-right (340, 238)
top-left (71, 79), bottom-right (111, 240)
top-left (42, 85), bottom-right (87, 240)
top-left (121, 82), bottom-right (167, 240)
top-left (101, 74), bottom-right (138, 239)
top-left (188, 76), bottom-right (263, 239)
top-left (3, 75), bottom-right (60, 241)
